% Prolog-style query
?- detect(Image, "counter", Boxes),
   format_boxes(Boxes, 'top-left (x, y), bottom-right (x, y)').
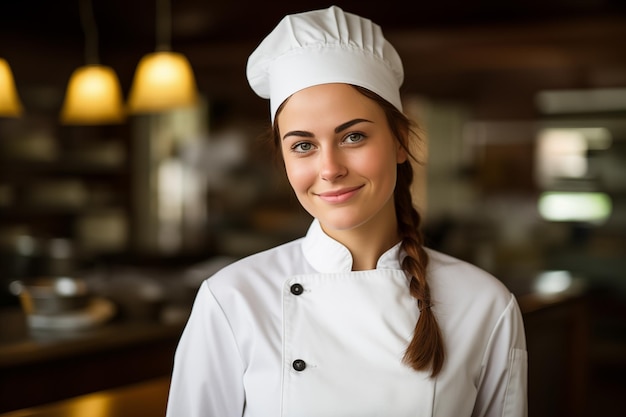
top-left (0, 377), bottom-right (170, 417)
top-left (0, 306), bottom-right (184, 413)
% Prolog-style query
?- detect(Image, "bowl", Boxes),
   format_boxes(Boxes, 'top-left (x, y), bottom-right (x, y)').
top-left (10, 277), bottom-right (90, 315)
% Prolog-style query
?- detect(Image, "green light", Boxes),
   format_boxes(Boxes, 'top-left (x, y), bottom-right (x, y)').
top-left (538, 192), bottom-right (612, 223)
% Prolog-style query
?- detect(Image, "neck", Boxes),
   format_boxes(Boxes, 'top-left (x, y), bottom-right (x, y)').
top-left (322, 202), bottom-right (400, 271)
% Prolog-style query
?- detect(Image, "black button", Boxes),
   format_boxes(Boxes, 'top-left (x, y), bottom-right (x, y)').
top-left (292, 359), bottom-right (306, 371)
top-left (290, 283), bottom-right (304, 295)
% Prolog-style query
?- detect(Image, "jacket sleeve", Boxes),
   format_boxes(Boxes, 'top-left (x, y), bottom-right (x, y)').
top-left (472, 294), bottom-right (528, 417)
top-left (166, 280), bottom-right (245, 417)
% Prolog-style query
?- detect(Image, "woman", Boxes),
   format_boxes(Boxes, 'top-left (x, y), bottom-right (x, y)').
top-left (166, 6), bottom-right (527, 417)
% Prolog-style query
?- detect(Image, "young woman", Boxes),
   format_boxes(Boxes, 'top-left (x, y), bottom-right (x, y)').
top-left (166, 6), bottom-right (527, 417)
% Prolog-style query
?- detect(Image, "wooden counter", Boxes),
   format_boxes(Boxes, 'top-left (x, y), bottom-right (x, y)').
top-left (0, 306), bottom-right (184, 413)
top-left (0, 377), bottom-right (170, 417)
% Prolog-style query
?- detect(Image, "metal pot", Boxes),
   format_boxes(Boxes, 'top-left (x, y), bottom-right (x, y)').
top-left (9, 277), bottom-right (90, 315)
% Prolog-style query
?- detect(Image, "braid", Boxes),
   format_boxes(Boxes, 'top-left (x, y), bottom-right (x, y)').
top-left (396, 161), bottom-right (445, 377)
top-left (351, 86), bottom-right (445, 377)
top-left (273, 85), bottom-right (446, 376)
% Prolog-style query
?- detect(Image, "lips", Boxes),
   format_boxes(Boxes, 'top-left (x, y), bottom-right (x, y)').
top-left (315, 185), bottom-right (363, 203)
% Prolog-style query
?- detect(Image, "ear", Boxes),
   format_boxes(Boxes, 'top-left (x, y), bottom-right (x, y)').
top-left (396, 142), bottom-right (408, 164)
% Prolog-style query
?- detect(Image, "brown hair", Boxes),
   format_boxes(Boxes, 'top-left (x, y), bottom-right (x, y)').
top-left (271, 86), bottom-right (445, 377)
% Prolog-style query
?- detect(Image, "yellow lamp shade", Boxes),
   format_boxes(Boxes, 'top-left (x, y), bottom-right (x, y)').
top-left (0, 58), bottom-right (24, 117)
top-left (60, 65), bottom-right (125, 125)
top-left (127, 51), bottom-right (198, 113)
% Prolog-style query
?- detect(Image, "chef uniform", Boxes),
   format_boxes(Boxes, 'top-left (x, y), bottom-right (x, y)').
top-left (166, 6), bottom-right (527, 417)
top-left (166, 220), bottom-right (527, 417)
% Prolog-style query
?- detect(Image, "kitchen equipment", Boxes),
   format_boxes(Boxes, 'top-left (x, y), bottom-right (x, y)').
top-left (10, 276), bottom-right (90, 315)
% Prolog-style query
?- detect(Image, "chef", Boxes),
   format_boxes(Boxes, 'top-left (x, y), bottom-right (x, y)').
top-left (166, 6), bottom-right (527, 417)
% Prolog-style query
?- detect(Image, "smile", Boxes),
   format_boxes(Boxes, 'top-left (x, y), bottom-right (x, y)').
top-left (315, 185), bottom-right (364, 203)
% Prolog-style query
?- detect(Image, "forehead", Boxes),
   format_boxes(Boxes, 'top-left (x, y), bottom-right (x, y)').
top-left (277, 83), bottom-right (384, 127)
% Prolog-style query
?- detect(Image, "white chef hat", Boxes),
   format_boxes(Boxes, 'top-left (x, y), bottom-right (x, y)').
top-left (246, 5), bottom-right (404, 122)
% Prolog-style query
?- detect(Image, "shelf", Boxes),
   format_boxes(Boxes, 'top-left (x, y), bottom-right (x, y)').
top-left (0, 119), bottom-right (132, 264)
top-left (0, 158), bottom-right (127, 176)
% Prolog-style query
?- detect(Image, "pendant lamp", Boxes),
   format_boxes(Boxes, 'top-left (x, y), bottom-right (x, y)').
top-left (127, 0), bottom-right (198, 113)
top-left (60, 0), bottom-right (125, 124)
top-left (0, 58), bottom-right (23, 117)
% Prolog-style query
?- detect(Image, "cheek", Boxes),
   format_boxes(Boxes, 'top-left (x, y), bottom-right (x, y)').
top-left (283, 159), bottom-right (313, 194)
top-left (355, 148), bottom-right (393, 179)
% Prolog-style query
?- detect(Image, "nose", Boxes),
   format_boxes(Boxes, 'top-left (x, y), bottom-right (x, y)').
top-left (319, 147), bottom-right (347, 182)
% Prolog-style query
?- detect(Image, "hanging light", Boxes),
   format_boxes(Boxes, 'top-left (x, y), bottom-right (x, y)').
top-left (60, 0), bottom-right (125, 124)
top-left (127, 0), bottom-right (198, 113)
top-left (61, 65), bottom-right (125, 124)
top-left (0, 58), bottom-right (23, 117)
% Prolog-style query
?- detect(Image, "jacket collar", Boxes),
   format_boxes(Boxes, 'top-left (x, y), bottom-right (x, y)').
top-left (302, 219), bottom-right (404, 273)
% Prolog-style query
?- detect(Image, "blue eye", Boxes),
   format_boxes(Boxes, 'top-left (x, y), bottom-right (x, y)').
top-left (292, 142), bottom-right (314, 153)
top-left (344, 132), bottom-right (365, 143)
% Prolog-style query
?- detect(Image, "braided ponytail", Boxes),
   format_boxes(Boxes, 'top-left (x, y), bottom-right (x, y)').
top-left (396, 161), bottom-right (445, 377)
top-left (354, 86), bottom-right (445, 377)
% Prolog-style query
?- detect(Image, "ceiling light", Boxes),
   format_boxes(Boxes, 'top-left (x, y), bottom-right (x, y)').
top-left (0, 58), bottom-right (24, 117)
top-left (60, 0), bottom-right (125, 125)
top-left (127, 0), bottom-right (198, 113)
top-left (60, 65), bottom-right (125, 124)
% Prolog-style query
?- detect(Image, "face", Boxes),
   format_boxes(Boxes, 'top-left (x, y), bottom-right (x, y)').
top-left (277, 83), bottom-right (407, 235)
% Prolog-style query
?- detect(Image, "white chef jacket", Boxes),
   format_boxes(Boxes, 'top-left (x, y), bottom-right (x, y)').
top-left (166, 219), bottom-right (527, 417)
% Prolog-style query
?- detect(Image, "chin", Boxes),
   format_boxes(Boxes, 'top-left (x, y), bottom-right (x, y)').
top-left (317, 213), bottom-right (371, 233)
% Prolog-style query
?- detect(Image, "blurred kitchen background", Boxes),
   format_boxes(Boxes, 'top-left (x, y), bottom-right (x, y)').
top-left (0, 0), bottom-right (625, 416)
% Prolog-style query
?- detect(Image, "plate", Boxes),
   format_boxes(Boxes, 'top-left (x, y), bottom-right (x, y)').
top-left (27, 297), bottom-right (116, 331)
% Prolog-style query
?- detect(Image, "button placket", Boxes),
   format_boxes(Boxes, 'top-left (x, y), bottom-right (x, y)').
top-left (289, 282), bottom-right (307, 373)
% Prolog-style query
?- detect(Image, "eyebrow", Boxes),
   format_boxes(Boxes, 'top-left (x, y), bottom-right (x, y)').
top-left (282, 118), bottom-right (373, 140)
